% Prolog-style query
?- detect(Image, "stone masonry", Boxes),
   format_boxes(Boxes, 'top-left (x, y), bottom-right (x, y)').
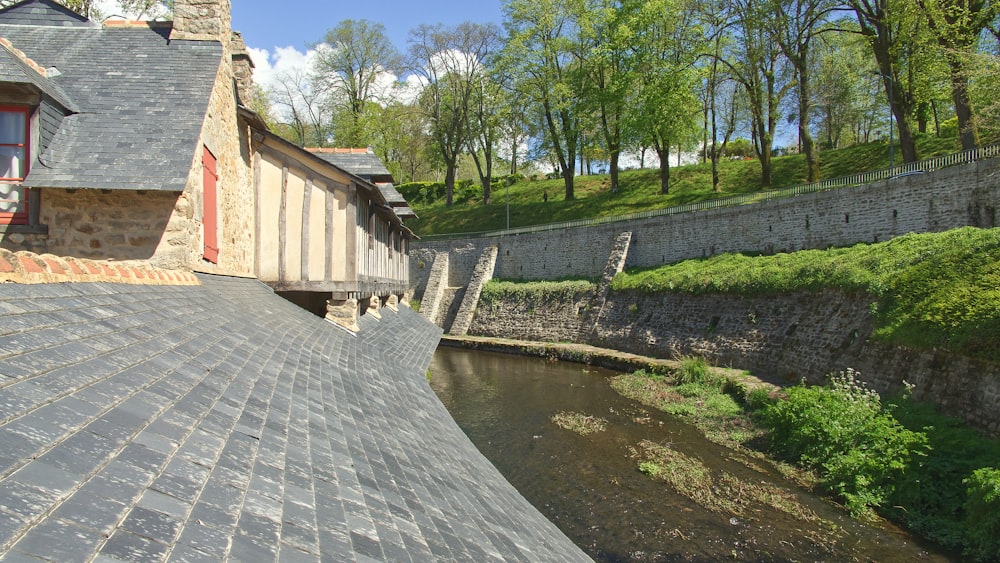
top-left (415, 158), bottom-right (1000, 436)
top-left (448, 245), bottom-right (497, 336)
top-left (413, 158), bottom-right (1000, 282)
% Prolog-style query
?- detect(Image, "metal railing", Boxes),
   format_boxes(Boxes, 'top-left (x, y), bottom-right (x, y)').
top-left (419, 143), bottom-right (1000, 241)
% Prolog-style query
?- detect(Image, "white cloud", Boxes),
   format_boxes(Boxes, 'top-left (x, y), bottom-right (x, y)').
top-left (246, 46), bottom-right (317, 95)
top-left (248, 44), bottom-right (420, 111)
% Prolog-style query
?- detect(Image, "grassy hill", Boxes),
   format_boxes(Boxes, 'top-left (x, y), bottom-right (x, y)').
top-left (613, 226), bottom-right (1000, 361)
top-left (401, 135), bottom-right (962, 237)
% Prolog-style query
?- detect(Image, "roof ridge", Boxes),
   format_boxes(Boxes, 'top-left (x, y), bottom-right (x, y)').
top-left (102, 19), bottom-right (172, 29)
top-left (306, 147), bottom-right (372, 154)
top-left (0, 249), bottom-right (200, 285)
top-left (0, 37), bottom-right (47, 77)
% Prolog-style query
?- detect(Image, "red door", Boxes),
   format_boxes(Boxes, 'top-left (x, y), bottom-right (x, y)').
top-left (203, 146), bottom-right (219, 263)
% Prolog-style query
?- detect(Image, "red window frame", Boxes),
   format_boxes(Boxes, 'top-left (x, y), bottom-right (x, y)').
top-left (0, 106), bottom-right (30, 226)
top-left (202, 146), bottom-right (219, 263)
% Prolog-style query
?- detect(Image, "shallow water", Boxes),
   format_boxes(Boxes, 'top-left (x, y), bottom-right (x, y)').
top-left (428, 346), bottom-right (955, 562)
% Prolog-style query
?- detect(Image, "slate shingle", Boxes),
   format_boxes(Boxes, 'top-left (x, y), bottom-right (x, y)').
top-left (0, 275), bottom-right (591, 561)
top-left (0, 4), bottom-right (220, 192)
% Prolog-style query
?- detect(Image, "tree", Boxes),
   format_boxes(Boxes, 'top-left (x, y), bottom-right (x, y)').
top-left (847, 0), bottom-right (926, 163)
top-left (409, 22), bottom-right (501, 206)
top-left (578, 0), bottom-right (636, 193)
top-left (766, 0), bottom-right (840, 182)
top-left (917, 0), bottom-right (999, 150)
top-left (312, 20), bottom-right (402, 147)
top-left (812, 24), bottom-right (881, 147)
top-left (723, 0), bottom-right (795, 189)
top-left (268, 63), bottom-right (331, 147)
top-left (502, 0), bottom-right (586, 200)
top-left (695, 1), bottom-right (744, 192)
top-left (630, 0), bottom-right (704, 194)
top-left (466, 70), bottom-right (505, 205)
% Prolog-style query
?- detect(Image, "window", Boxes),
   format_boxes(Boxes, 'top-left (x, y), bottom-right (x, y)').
top-left (0, 106), bottom-right (29, 226)
top-left (202, 146), bottom-right (219, 263)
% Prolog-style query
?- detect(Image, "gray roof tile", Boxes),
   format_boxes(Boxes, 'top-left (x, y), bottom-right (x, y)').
top-left (0, 275), bottom-right (589, 561)
top-left (0, 4), bottom-right (220, 191)
top-left (308, 149), bottom-right (394, 183)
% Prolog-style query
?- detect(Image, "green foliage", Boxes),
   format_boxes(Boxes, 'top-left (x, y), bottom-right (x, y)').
top-left (884, 398), bottom-right (1000, 553)
top-left (616, 362), bottom-right (1000, 556)
top-left (479, 279), bottom-right (596, 308)
top-left (397, 182), bottom-right (448, 205)
top-left (722, 138), bottom-right (755, 159)
top-left (613, 227), bottom-right (1000, 361)
top-left (964, 467), bottom-right (1000, 562)
top-left (676, 356), bottom-right (712, 385)
top-left (760, 369), bottom-right (928, 518)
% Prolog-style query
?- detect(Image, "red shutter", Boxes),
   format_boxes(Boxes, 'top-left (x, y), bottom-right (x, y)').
top-left (202, 146), bottom-right (219, 263)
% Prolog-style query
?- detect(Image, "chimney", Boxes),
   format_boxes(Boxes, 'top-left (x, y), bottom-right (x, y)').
top-left (230, 31), bottom-right (256, 106)
top-left (170, 0), bottom-right (232, 43)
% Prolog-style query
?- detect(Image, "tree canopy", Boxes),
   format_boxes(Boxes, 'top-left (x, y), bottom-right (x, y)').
top-left (255, 0), bottom-right (999, 200)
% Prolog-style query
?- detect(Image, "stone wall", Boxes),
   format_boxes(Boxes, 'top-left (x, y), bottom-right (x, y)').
top-left (413, 158), bottom-right (1000, 282)
top-left (468, 287), bottom-right (1000, 435)
top-left (39, 189), bottom-right (187, 266)
top-left (422, 158), bottom-right (1000, 435)
top-left (186, 31), bottom-right (256, 278)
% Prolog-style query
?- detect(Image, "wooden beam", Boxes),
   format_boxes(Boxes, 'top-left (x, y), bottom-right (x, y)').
top-left (301, 177), bottom-right (312, 282)
top-left (278, 164), bottom-right (288, 282)
top-left (325, 186), bottom-right (335, 283)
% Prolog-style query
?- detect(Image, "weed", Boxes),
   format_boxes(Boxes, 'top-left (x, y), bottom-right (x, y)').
top-left (964, 467), bottom-right (1000, 561)
top-left (760, 369), bottom-right (928, 519)
top-left (551, 411), bottom-right (608, 436)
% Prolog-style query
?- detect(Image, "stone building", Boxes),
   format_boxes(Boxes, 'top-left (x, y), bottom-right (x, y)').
top-left (0, 1), bottom-right (588, 560)
top-left (0, 0), bottom-right (414, 327)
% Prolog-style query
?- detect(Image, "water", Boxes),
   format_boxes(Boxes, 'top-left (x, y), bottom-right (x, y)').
top-left (428, 346), bottom-right (954, 562)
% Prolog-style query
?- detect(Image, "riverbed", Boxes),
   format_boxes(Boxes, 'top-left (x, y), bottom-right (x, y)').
top-left (428, 346), bottom-right (954, 562)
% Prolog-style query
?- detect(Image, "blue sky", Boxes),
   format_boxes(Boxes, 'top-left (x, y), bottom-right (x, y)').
top-left (232, 0), bottom-right (505, 53)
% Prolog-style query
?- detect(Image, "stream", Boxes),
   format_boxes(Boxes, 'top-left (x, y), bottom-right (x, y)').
top-left (428, 346), bottom-right (954, 562)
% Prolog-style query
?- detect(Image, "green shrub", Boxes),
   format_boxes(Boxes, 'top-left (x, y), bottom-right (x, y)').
top-left (479, 279), bottom-right (596, 308)
top-left (964, 467), bottom-right (1000, 562)
top-left (885, 398), bottom-right (1000, 551)
top-left (760, 369), bottom-right (928, 518)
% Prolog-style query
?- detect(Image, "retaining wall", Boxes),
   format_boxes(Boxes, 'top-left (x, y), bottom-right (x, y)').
top-left (469, 288), bottom-right (1000, 435)
top-left (413, 159), bottom-right (1000, 281)
top-left (410, 158), bottom-right (1000, 435)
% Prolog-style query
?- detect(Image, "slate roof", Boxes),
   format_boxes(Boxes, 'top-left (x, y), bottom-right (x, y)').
top-left (308, 149), bottom-right (395, 184)
top-left (0, 275), bottom-right (590, 562)
top-left (0, 0), bottom-right (92, 27)
top-left (0, 41), bottom-right (77, 111)
top-left (0, 0), bottom-right (222, 191)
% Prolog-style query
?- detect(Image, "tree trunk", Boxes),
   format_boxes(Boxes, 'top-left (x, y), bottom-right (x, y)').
top-left (892, 99), bottom-right (918, 163)
top-left (444, 163), bottom-right (456, 207)
top-left (510, 137), bottom-right (519, 175)
top-left (798, 64), bottom-right (820, 183)
top-left (610, 151), bottom-right (620, 193)
top-left (948, 58), bottom-right (980, 150)
top-left (656, 146), bottom-right (670, 194)
top-left (711, 142), bottom-right (721, 193)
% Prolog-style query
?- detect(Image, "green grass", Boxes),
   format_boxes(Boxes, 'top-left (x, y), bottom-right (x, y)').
top-left (403, 135), bottom-right (962, 237)
top-left (612, 227), bottom-right (1000, 361)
